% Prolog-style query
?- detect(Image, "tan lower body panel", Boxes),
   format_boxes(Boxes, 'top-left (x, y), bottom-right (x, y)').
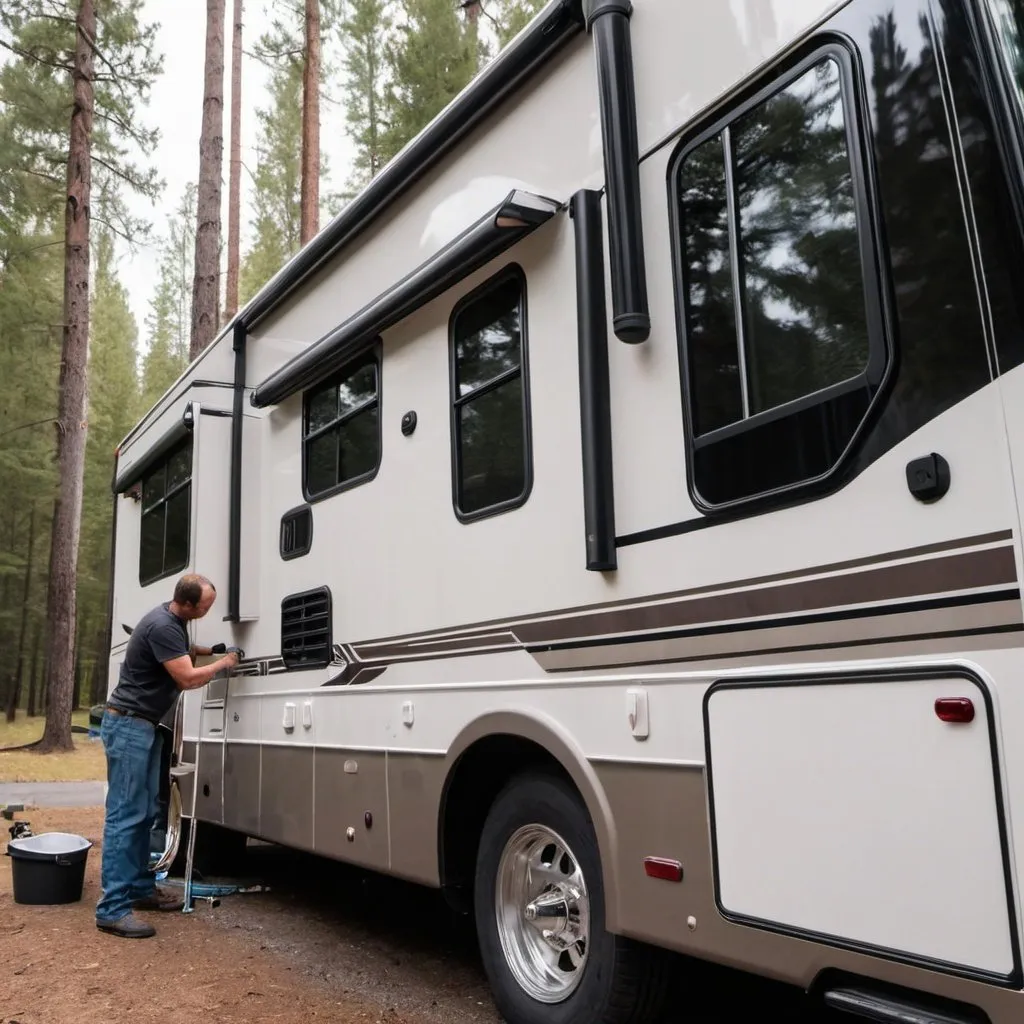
top-left (179, 739), bottom-right (223, 825)
top-left (181, 742), bottom-right (1024, 1017)
top-left (185, 743), bottom-right (443, 881)
top-left (223, 742), bottom-right (260, 835)
top-left (386, 752), bottom-right (446, 884)
top-left (260, 745), bottom-right (314, 852)
top-left (313, 749), bottom-right (388, 868)
top-left (595, 760), bottom-right (1024, 1021)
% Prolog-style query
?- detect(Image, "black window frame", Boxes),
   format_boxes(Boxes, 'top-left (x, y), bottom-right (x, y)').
top-left (301, 342), bottom-right (383, 504)
top-left (448, 263), bottom-right (534, 524)
top-left (667, 35), bottom-right (895, 514)
top-left (138, 435), bottom-right (193, 587)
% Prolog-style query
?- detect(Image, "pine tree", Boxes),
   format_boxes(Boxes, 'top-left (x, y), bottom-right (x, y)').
top-left (487, 0), bottom-right (544, 47)
top-left (301, 0), bottom-right (323, 244)
top-left (191, 0), bottom-right (226, 359)
top-left (239, 30), bottom-right (304, 303)
top-left (0, 0), bottom-right (161, 748)
top-left (381, 0), bottom-right (483, 164)
top-left (141, 185), bottom-right (195, 410)
top-left (78, 230), bottom-right (139, 690)
top-left (339, 0), bottom-right (393, 195)
top-left (225, 0), bottom-right (244, 322)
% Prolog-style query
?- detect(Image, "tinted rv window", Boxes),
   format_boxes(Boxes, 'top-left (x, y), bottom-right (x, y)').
top-left (450, 267), bottom-right (532, 521)
top-left (302, 350), bottom-right (381, 501)
top-left (672, 48), bottom-right (889, 508)
top-left (139, 438), bottom-right (192, 585)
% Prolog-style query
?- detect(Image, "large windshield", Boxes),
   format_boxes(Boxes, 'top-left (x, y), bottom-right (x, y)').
top-left (984, 0), bottom-right (1024, 113)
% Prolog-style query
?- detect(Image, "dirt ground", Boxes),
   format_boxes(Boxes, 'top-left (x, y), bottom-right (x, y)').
top-left (1, 808), bottom-right (838, 1024)
top-left (0, 807), bottom-right (427, 1024)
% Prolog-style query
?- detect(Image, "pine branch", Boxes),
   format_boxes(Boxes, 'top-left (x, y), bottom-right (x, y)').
top-left (0, 418), bottom-right (60, 443)
top-left (90, 153), bottom-right (153, 194)
top-left (92, 107), bottom-right (152, 149)
top-left (0, 36), bottom-right (73, 72)
top-left (77, 24), bottom-right (135, 113)
top-left (1, 238), bottom-right (66, 268)
top-left (91, 211), bottom-right (143, 247)
top-left (245, 44), bottom-right (303, 68)
top-left (15, 167), bottom-right (64, 186)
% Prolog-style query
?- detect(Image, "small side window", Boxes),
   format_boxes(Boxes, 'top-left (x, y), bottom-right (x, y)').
top-left (671, 45), bottom-right (890, 509)
top-left (449, 266), bottom-right (532, 521)
top-left (280, 504), bottom-right (313, 560)
top-left (302, 347), bottom-right (381, 502)
top-left (139, 437), bottom-right (192, 585)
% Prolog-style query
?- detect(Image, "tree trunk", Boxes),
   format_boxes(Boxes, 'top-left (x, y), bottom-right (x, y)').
top-left (72, 621), bottom-right (84, 711)
top-left (5, 505), bottom-right (37, 723)
top-left (300, 0), bottom-right (321, 245)
top-left (224, 0), bottom-right (243, 321)
top-left (90, 627), bottom-right (108, 705)
top-left (38, 0), bottom-right (95, 754)
top-left (191, 0), bottom-right (226, 359)
top-left (27, 624), bottom-right (40, 718)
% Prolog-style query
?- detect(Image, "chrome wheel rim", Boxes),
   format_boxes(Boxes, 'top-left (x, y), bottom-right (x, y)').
top-left (151, 778), bottom-right (182, 874)
top-left (495, 824), bottom-right (590, 1003)
top-left (171, 697), bottom-right (184, 761)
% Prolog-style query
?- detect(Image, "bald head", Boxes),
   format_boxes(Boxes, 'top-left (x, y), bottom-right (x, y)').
top-left (171, 574), bottom-right (217, 620)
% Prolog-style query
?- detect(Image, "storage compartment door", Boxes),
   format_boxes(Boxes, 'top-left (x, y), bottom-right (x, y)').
top-left (704, 671), bottom-right (1017, 980)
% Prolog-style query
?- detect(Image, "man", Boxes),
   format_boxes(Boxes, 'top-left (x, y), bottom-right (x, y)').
top-left (95, 573), bottom-right (240, 939)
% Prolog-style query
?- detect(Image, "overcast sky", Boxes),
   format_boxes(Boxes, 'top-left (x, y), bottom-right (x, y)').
top-left (118, 0), bottom-right (357, 347)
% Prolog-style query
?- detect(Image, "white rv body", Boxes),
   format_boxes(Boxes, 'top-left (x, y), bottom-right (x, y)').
top-left (107, 1), bottom-right (1024, 1020)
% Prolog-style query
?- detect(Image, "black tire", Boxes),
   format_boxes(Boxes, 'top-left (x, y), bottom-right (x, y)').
top-left (168, 818), bottom-right (248, 879)
top-left (474, 772), bottom-right (670, 1024)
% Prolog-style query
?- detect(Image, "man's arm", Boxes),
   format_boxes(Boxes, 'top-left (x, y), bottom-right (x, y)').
top-left (189, 644), bottom-right (214, 659)
top-left (164, 651), bottom-right (239, 692)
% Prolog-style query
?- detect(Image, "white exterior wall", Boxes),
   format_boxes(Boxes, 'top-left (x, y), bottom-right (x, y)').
top-left (105, 0), bottom-right (1024, 1008)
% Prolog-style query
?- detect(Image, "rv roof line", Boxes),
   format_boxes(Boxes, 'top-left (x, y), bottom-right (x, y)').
top-left (250, 189), bottom-right (563, 409)
top-left (111, 404), bottom-right (195, 495)
top-left (233, 0), bottom-right (585, 339)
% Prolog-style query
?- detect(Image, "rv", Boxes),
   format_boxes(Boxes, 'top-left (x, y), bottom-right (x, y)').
top-left (107, 0), bottom-right (1024, 1020)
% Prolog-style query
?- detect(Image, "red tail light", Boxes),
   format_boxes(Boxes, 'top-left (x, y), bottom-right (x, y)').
top-left (935, 697), bottom-right (974, 723)
top-left (643, 857), bottom-right (683, 883)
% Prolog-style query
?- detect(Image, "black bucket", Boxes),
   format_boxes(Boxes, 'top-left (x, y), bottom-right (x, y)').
top-left (7, 832), bottom-right (92, 905)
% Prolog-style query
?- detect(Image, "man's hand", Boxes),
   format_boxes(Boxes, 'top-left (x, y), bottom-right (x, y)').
top-left (164, 648), bottom-right (241, 691)
top-left (211, 643), bottom-right (244, 660)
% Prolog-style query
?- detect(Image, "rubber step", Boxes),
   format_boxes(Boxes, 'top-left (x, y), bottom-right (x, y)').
top-left (823, 986), bottom-right (983, 1024)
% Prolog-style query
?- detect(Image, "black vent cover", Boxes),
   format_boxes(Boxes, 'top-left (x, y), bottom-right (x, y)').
top-left (280, 504), bottom-right (313, 559)
top-left (281, 587), bottom-right (332, 668)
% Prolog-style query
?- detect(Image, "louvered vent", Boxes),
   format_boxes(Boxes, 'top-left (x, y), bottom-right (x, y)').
top-left (281, 587), bottom-right (332, 669)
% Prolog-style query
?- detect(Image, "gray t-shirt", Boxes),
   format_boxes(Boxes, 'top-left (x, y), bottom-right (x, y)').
top-left (108, 603), bottom-right (190, 723)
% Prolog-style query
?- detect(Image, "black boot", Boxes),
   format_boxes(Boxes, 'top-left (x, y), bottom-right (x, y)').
top-left (95, 912), bottom-right (156, 938)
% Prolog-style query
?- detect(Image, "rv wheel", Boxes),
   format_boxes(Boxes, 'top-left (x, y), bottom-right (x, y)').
top-left (474, 773), bottom-right (668, 1024)
top-left (169, 818), bottom-right (248, 878)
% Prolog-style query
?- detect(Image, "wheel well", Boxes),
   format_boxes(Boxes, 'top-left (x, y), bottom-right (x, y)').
top-left (438, 734), bottom-right (572, 913)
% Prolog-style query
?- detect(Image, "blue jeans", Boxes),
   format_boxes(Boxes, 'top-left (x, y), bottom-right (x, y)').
top-left (96, 710), bottom-right (162, 922)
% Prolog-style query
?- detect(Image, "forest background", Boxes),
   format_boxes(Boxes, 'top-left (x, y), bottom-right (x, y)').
top-left (0, 0), bottom-right (543, 748)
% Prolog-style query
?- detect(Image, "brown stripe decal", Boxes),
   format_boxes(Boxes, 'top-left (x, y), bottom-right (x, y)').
top-left (363, 631), bottom-right (520, 661)
top-left (515, 546), bottom-right (1018, 646)
top-left (351, 530), bottom-right (1015, 651)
